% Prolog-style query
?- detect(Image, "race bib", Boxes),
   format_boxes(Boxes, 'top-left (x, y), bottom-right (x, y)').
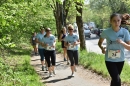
top-left (108, 50), bottom-right (121, 59)
top-left (68, 44), bottom-right (76, 50)
top-left (47, 46), bottom-right (55, 50)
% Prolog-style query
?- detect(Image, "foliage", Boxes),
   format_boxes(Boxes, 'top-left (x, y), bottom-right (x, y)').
top-left (0, 0), bottom-right (55, 52)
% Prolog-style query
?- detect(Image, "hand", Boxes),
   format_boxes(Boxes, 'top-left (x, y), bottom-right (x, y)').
top-left (52, 43), bottom-right (55, 48)
top-left (46, 44), bottom-right (49, 47)
top-left (73, 42), bottom-right (77, 46)
top-left (116, 39), bottom-right (125, 44)
top-left (102, 48), bottom-right (106, 54)
top-left (101, 47), bottom-right (106, 54)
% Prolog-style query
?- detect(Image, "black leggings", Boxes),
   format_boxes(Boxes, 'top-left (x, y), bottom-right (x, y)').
top-left (105, 61), bottom-right (124, 86)
top-left (67, 50), bottom-right (79, 66)
top-left (44, 50), bottom-right (56, 67)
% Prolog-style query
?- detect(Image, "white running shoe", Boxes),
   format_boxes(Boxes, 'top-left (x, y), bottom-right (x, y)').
top-left (71, 73), bottom-right (75, 77)
top-left (53, 70), bottom-right (56, 75)
top-left (49, 73), bottom-right (52, 77)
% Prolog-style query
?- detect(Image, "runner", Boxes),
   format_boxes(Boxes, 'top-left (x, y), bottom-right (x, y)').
top-left (30, 32), bottom-right (38, 55)
top-left (59, 27), bottom-right (69, 65)
top-left (64, 24), bottom-right (80, 77)
top-left (35, 27), bottom-right (47, 71)
top-left (98, 13), bottom-right (130, 86)
top-left (42, 28), bottom-right (56, 77)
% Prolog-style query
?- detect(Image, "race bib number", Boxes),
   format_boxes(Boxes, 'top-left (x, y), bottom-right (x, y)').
top-left (108, 50), bottom-right (121, 59)
top-left (47, 46), bottom-right (55, 50)
top-left (68, 44), bottom-right (76, 50)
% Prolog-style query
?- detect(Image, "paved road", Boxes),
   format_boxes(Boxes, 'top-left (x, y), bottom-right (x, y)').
top-left (85, 34), bottom-right (130, 64)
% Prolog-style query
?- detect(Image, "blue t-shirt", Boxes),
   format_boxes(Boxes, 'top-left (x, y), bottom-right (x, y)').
top-left (64, 33), bottom-right (79, 50)
top-left (36, 33), bottom-right (45, 49)
top-left (42, 34), bottom-right (56, 51)
top-left (101, 27), bottom-right (130, 62)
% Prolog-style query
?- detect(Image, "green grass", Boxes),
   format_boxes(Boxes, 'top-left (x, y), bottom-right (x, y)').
top-left (0, 43), bottom-right (43, 86)
top-left (56, 40), bottom-right (63, 53)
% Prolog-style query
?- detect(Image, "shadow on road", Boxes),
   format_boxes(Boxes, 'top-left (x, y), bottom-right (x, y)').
top-left (43, 76), bottom-right (73, 83)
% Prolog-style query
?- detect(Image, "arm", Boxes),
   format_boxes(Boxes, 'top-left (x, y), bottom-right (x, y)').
top-left (64, 41), bottom-right (68, 47)
top-left (73, 39), bottom-right (80, 45)
top-left (59, 34), bottom-right (63, 42)
top-left (117, 39), bottom-right (130, 50)
top-left (98, 38), bottom-right (106, 54)
top-left (35, 38), bottom-right (43, 45)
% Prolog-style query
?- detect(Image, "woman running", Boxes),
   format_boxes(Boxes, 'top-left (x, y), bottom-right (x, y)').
top-left (43, 28), bottom-right (56, 77)
top-left (64, 24), bottom-right (80, 77)
top-left (30, 32), bottom-right (38, 55)
top-left (35, 27), bottom-right (47, 71)
top-left (98, 13), bottom-right (130, 86)
top-left (59, 27), bottom-right (69, 64)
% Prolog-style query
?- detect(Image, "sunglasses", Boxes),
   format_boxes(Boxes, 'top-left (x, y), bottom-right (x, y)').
top-left (69, 29), bottom-right (73, 30)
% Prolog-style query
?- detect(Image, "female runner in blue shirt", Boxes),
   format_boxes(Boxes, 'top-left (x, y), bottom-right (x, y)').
top-left (98, 13), bottom-right (130, 86)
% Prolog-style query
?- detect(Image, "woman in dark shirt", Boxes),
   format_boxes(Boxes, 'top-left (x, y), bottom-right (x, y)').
top-left (31, 32), bottom-right (38, 55)
top-left (59, 27), bottom-right (69, 65)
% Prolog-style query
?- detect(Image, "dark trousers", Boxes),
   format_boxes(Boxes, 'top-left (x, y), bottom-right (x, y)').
top-left (38, 49), bottom-right (45, 61)
top-left (105, 61), bottom-right (124, 86)
top-left (44, 50), bottom-right (56, 67)
top-left (67, 50), bottom-right (79, 66)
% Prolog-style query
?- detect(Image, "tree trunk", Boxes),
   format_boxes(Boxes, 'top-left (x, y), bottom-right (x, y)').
top-left (53, 1), bottom-right (70, 40)
top-left (75, 2), bottom-right (86, 50)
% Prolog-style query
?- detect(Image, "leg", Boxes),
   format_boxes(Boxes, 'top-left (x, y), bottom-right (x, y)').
top-left (105, 61), bottom-right (121, 86)
top-left (44, 50), bottom-right (51, 73)
top-left (73, 50), bottom-right (79, 72)
top-left (65, 48), bottom-right (69, 65)
top-left (67, 50), bottom-right (75, 74)
top-left (50, 51), bottom-right (56, 71)
top-left (38, 49), bottom-right (45, 66)
top-left (63, 48), bottom-right (66, 61)
top-left (116, 61), bottom-right (124, 75)
top-left (33, 45), bottom-right (37, 54)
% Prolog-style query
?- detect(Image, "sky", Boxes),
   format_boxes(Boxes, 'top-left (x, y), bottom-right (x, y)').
top-left (84, 0), bottom-right (90, 4)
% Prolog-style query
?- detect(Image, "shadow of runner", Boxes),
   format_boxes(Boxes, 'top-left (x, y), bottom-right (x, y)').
top-left (43, 76), bottom-right (73, 83)
top-left (31, 59), bottom-right (40, 61)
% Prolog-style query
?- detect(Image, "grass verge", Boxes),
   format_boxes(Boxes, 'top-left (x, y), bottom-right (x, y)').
top-left (0, 43), bottom-right (43, 86)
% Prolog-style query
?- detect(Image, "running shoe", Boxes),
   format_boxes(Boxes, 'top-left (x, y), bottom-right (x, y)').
top-left (67, 61), bottom-right (69, 65)
top-left (64, 58), bottom-right (67, 61)
top-left (42, 66), bottom-right (44, 71)
top-left (53, 70), bottom-right (56, 75)
top-left (49, 73), bottom-right (53, 77)
top-left (71, 73), bottom-right (75, 77)
top-left (46, 67), bottom-right (48, 71)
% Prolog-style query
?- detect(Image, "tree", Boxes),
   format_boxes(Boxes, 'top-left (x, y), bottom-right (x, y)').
top-left (47, 0), bottom-right (71, 40)
top-left (75, 0), bottom-right (86, 50)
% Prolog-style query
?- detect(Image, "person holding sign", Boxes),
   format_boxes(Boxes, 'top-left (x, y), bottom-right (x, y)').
top-left (98, 13), bottom-right (130, 86)
top-left (64, 24), bottom-right (80, 77)
top-left (42, 28), bottom-right (56, 77)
